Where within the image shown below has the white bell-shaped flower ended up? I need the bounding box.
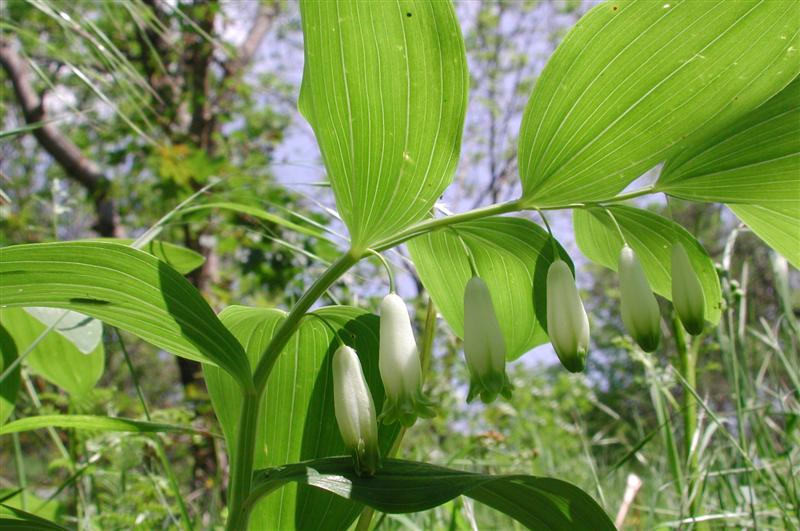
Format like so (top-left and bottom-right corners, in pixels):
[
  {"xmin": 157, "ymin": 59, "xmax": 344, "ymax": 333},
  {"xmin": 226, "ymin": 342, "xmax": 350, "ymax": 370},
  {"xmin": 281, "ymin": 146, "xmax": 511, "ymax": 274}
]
[
  {"xmin": 619, "ymin": 245, "xmax": 661, "ymax": 352},
  {"xmin": 463, "ymin": 276, "xmax": 512, "ymax": 403},
  {"xmin": 378, "ymin": 293, "xmax": 435, "ymax": 427},
  {"xmin": 332, "ymin": 345, "xmax": 380, "ymax": 476},
  {"xmin": 671, "ymin": 242, "xmax": 705, "ymax": 335},
  {"xmin": 546, "ymin": 259, "xmax": 590, "ymax": 372}
]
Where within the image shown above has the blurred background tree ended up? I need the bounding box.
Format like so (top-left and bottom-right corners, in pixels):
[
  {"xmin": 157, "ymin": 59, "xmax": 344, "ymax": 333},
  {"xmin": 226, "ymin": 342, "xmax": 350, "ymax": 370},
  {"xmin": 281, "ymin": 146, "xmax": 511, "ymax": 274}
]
[{"xmin": 1, "ymin": 0, "xmax": 797, "ymax": 529}]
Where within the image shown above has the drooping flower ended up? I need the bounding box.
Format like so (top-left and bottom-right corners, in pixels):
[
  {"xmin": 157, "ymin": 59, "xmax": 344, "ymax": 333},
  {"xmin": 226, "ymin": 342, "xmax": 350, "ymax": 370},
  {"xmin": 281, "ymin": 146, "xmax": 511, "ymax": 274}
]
[
  {"xmin": 618, "ymin": 245, "xmax": 661, "ymax": 352},
  {"xmin": 463, "ymin": 276, "xmax": 512, "ymax": 403},
  {"xmin": 546, "ymin": 259, "xmax": 590, "ymax": 372},
  {"xmin": 378, "ymin": 293, "xmax": 435, "ymax": 427},
  {"xmin": 332, "ymin": 345, "xmax": 380, "ymax": 476},
  {"xmin": 670, "ymin": 242, "xmax": 706, "ymax": 335}
]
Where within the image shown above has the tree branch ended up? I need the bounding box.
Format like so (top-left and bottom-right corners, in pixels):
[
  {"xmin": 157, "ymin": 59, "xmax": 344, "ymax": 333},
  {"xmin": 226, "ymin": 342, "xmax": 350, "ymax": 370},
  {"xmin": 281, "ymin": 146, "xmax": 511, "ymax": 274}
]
[
  {"xmin": 0, "ymin": 39, "xmax": 118, "ymax": 237},
  {"xmin": 233, "ymin": 0, "xmax": 280, "ymax": 73}
]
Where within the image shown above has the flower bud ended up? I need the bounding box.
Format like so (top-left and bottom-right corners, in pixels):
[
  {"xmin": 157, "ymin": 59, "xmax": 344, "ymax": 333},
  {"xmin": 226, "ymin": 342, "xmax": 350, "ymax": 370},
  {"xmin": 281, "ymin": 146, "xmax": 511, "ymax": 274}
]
[
  {"xmin": 463, "ymin": 276, "xmax": 512, "ymax": 403},
  {"xmin": 670, "ymin": 242, "xmax": 705, "ymax": 335},
  {"xmin": 546, "ymin": 260, "xmax": 590, "ymax": 372},
  {"xmin": 618, "ymin": 245, "xmax": 661, "ymax": 352},
  {"xmin": 378, "ymin": 293, "xmax": 435, "ymax": 427},
  {"xmin": 332, "ymin": 345, "xmax": 380, "ymax": 476}
]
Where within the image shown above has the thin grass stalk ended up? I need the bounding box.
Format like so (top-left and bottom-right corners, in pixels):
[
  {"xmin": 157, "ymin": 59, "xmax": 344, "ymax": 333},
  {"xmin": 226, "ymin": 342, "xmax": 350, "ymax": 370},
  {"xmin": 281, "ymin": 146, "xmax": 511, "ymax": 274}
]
[{"xmin": 116, "ymin": 328, "xmax": 193, "ymax": 531}]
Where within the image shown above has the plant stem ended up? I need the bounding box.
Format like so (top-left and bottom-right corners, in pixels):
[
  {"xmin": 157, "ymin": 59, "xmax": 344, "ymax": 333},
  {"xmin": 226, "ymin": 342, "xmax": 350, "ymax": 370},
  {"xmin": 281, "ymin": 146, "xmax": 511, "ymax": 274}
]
[
  {"xmin": 226, "ymin": 392, "xmax": 260, "ymax": 531},
  {"xmin": 228, "ymin": 251, "xmax": 360, "ymax": 531},
  {"xmin": 252, "ymin": 250, "xmax": 360, "ymax": 392},
  {"xmin": 672, "ymin": 314, "xmax": 702, "ymax": 522}
]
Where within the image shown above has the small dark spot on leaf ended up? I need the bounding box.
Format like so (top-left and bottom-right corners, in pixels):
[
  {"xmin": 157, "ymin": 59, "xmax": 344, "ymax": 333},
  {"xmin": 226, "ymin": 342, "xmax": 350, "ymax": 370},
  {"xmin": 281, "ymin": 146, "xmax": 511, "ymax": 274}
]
[
  {"xmin": 69, "ymin": 298, "xmax": 111, "ymax": 305},
  {"xmin": 406, "ymin": 12, "xmax": 412, "ymax": 17},
  {"xmin": 612, "ymin": 5, "xmax": 619, "ymax": 11}
]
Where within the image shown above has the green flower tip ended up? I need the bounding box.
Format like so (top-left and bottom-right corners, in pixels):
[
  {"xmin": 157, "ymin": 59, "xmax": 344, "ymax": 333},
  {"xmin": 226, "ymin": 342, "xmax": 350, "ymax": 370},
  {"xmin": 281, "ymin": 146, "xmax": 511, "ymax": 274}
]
[
  {"xmin": 378, "ymin": 293, "xmax": 437, "ymax": 427},
  {"xmin": 332, "ymin": 345, "xmax": 381, "ymax": 477},
  {"xmin": 619, "ymin": 245, "xmax": 661, "ymax": 352},
  {"xmin": 671, "ymin": 242, "xmax": 705, "ymax": 336},
  {"xmin": 546, "ymin": 259, "xmax": 590, "ymax": 373},
  {"xmin": 463, "ymin": 276, "xmax": 512, "ymax": 404}
]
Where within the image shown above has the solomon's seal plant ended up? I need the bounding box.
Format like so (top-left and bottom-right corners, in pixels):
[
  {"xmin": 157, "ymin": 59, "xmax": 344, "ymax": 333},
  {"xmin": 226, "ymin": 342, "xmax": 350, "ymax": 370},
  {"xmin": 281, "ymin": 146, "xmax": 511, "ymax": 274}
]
[
  {"xmin": 463, "ymin": 276, "xmax": 512, "ymax": 403},
  {"xmin": 332, "ymin": 345, "xmax": 380, "ymax": 477},
  {"xmin": 378, "ymin": 293, "xmax": 435, "ymax": 427},
  {"xmin": 619, "ymin": 245, "xmax": 662, "ymax": 352},
  {"xmin": 546, "ymin": 259, "xmax": 590, "ymax": 372},
  {"xmin": 2, "ymin": 0, "xmax": 794, "ymax": 528},
  {"xmin": 671, "ymin": 241, "xmax": 706, "ymax": 335}
]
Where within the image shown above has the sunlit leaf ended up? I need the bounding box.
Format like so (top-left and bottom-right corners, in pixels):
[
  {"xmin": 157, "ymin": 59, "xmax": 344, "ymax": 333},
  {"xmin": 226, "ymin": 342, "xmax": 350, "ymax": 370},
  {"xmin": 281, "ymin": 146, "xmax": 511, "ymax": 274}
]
[
  {"xmin": 0, "ymin": 309, "xmax": 104, "ymax": 398},
  {"xmin": 250, "ymin": 457, "xmax": 614, "ymax": 531},
  {"xmin": 728, "ymin": 203, "xmax": 800, "ymax": 268},
  {"xmin": 0, "ymin": 415, "xmax": 210, "ymax": 437},
  {"xmin": 518, "ymin": 0, "xmax": 800, "ymax": 207},
  {"xmin": 0, "ymin": 241, "xmax": 252, "ymax": 389},
  {"xmin": 24, "ymin": 307, "xmax": 101, "ymax": 355},
  {"xmin": 298, "ymin": 0, "xmax": 468, "ymax": 248},
  {"xmin": 0, "ymin": 503, "xmax": 67, "ymax": 531},
  {"xmin": 204, "ymin": 305, "xmax": 401, "ymax": 530},
  {"xmin": 92, "ymin": 238, "xmax": 206, "ymax": 275},
  {"xmin": 408, "ymin": 216, "xmax": 570, "ymax": 360},
  {"xmin": 573, "ymin": 205, "xmax": 722, "ymax": 325},
  {"xmin": 657, "ymin": 78, "xmax": 799, "ymax": 207},
  {"xmin": 656, "ymin": 78, "xmax": 800, "ymax": 267}
]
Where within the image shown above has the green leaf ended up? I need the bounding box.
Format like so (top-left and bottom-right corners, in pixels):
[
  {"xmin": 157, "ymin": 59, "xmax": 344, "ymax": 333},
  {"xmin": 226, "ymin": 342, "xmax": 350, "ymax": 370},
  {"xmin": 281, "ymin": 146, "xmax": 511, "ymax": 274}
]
[
  {"xmin": 93, "ymin": 238, "xmax": 206, "ymax": 275},
  {"xmin": 518, "ymin": 0, "xmax": 800, "ymax": 207},
  {"xmin": 408, "ymin": 217, "xmax": 570, "ymax": 360},
  {"xmin": 24, "ymin": 307, "xmax": 101, "ymax": 354},
  {"xmin": 657, "ymin": 78, "xmax": 799, "ymax": 207},
  {"xmin": 298, "ymin": 0, "xmax": 468, "ymax": 249},
  {"xmin": 204, "ymin": 305, "xmax": 401, "ymax": 530},
  {"xmin": 0, "ymin": 489, "xmax": 63, "ymax": 527},
  {"xmin": 0, "ymin": 309, "xmax": 104, "ymax": 398},
  {"xmin": 0, "ymin": 504, "xmax": 67, "ymax": 531},
  {"xmin": 0, "ymin": 325, "xmax": 20, "ymax": 425},
  {"xmin": 573, "ymin": 205, "xmax": 722, "ymax": 324},
  {"xmin": 0, "ymin": 241, "xmax": 252, "ymax": 390},
  {"xmin": 728, "ymin": 203, "xmax": 800, "ymax": 268},
  {"xmin": 0, "ymin": 414, "xmax": 210, "ymax": 437},
  {"xmin": 250, "ymin": 457, "xmax": 614, "ymax": 531},
  {"xmin": 654, "ymin": 78, "xmax": 800, "ymax": 267}
]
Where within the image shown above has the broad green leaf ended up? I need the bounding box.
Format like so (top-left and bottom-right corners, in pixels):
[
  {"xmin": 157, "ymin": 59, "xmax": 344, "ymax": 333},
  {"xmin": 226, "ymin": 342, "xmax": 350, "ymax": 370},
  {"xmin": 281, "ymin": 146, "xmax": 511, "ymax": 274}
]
[
  {"xmin": 407, "ymin": 217, "xmax": 570, "ymax": 360},
  {"xmin": 0, "ymin": 325, "xmax": 20, "ymax": 425},
  {"xmin": 728, "ymin": 203, "xmax": 800, "ymax": 268},
  {"xmin": 0, "ymin": 504, "xmax": 67, "ymax": 531},
  {"xmin": 657, "ymin": 78, "xmax": 799, "ymax": 206},
  {"xmin": 24, "ymin": 307, "xmax": 101, "ymax": 354},
  {"xmin": 94, "ymin": 238, "xmax": 206, "ymax": 275},
  {"xmin": 0, "ymin": 309, "xmax": 104, "ymax": 397},
  {"xmin": 204, "ymin": 305, "xmax": 401, "ymax": 531},
  {"xmin": 0, "ymin": 414, "xmax": 210, "ymax": 436},
  {"xmin": 0, "ymin": 241, "xmax": 252, "ymax": 389},
  {"xmin": 298, "ymin": 0, "xmax": 468, "ymax": 249},
  {"xmin": 655, "ymin": 79, "xmax": 800, "ymax": 267},
  {"xmin": 250, "ymin": 457, "xmax": 614, "ymax": 531},
  {"xmin": 0, "ymin": 489, "xmax": 63, "ymax": 526},
  {"xmin": 518, "ymin": 0, "xmax": 800, "ymax": 207},
  {"xmin": 573, "ymin": 205, "xmax": 722, "ymax": 324}
]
